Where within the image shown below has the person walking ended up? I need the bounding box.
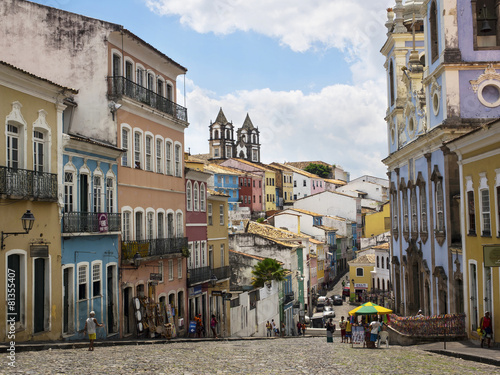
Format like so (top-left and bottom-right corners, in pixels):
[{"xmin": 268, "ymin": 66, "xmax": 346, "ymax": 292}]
[
  {"xmin": 345, "ymin": 317, "xmax": 352, "ymax": 344},
  {"xmin": 83, "ymin": 311, "xmax": 103, "ymax": 351},
  {"xmin": 339, "ymin": 316, "xmax": 347, "ymax": 343},
  {"xmin": 281, "ymin": 322, "xmax": 286, "ymax": 337},
  {"xmin": 272, "ymin": 319, "xmax": 278, "ymax": 336},
  {"xmin": 325, "ymin": 318, "xmax": 336, "ymax": 343},
  {"xmin": 266, "ymin": 321, "xmax": 273, "ymax": 337},
  {"xmin": 480, "ymin": 311, "xmax": 493, "ymax": 348},
  {"xmin": 210, "ymin": 314, "xmax": 218, "ymax": 339},
  {"xmin": 297, "ymin": 321, "xmax": 302, "ymax": 336},
  {"xmin": 302, "ymin": 322, "xmax": 306, "ymax": 336},
  {"xmin": 369, "ymin": 318, "xmax": 381, "ymax": 349}
]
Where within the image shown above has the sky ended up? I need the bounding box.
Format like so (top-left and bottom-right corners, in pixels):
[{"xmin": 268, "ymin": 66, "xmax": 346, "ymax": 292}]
[{"xmin": 31, "ymin": 0, "xmax": 394, "ymax": 179}]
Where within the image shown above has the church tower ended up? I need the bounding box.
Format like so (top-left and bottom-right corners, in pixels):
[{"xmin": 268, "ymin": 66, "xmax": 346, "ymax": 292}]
[
  {"xmin": 209, "ymin": 108, "xmax": 235, "ymax": 160},
  {"xmin": 236, "ymin": 113, "xmax": 260, "ymax": 162}
]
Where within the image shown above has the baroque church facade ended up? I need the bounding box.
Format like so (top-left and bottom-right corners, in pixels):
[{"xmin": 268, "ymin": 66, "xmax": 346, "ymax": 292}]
[{"xmin": 209, "ymin": 108, "xmax": 260, "ymax": 162}]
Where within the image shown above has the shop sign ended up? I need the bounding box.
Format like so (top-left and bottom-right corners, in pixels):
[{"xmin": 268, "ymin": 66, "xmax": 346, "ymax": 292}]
[
  {"xmin": 30, "ymin": 245, "xmax": 48, "ymax": 257},
  {"xmin": 354, "ymin": 283, "xmax": 368, "ymax": 289},
  {"xmin": 212, "ymin": 291, "xmax": 222, "ymax": 296},
  {"xmin": 484, "ymin": 245, "xmax": 500, "ymax": 267},
  {"xmin": 189, "ymin": 285, "xmax": 202, "ymax": 297},
  {"xmin": 150, "ymin": 273, "xmax": 162, "ymax": 281}
]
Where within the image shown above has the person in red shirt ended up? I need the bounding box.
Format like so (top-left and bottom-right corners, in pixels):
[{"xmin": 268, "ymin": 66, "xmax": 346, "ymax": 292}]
[{"xmin": 480, "ymin": 311, "xmax": 492, "ymax": 348}]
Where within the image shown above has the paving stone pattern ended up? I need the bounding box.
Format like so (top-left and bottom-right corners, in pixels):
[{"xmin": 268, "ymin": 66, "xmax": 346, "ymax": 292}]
[{"xmin": 2, "ymin": 337, "xmax": 498, "ymax": 375}]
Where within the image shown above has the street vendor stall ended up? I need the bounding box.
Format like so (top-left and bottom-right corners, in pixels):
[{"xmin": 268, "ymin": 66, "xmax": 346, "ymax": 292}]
[{"xmin": 348, "ymin": 302, "xmax": 392, "ymax": 348}]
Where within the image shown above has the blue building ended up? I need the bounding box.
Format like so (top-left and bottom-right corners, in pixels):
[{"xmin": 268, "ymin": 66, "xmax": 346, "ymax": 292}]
[
  {"xmin": 205, "ymin": 164, "xmax": 241, "ymax": 211},
  {"xmin": 61, "ymin": 134, "xmax": 122, "ymax": 339}
]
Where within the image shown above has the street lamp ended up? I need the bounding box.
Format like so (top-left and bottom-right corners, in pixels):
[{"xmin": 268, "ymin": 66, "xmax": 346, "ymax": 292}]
[
  {"xmin": 1, "ymin": 210, "xmax": 35, "ymax": 250},
  {"xmin": 210, "ymin": 274, "xmax": 218, "ymax": 287}
]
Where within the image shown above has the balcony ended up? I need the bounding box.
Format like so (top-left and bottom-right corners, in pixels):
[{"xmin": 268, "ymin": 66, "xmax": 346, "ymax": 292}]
[
  {"xmin": 107, "ymin": 76, "xmax": 187, "ymax": 122},
  {"xmin": 212, "ymin": 265, "xmax": 230, "ymax": 281},
  {"xmin": 0, "ymin": 166, "xmax": 57, "ymax": 201},
  {"xmin": 121, "ymin": 237, "xmax": 188, "ymax": 261},
  {"xmin": 328, "ymin": 244, "xmax": 337, "ymax": 252},
  {"xmin": 62, "ymin": 212, "xmax": 121, "ymax": 233},
  {"xmin": 188, "ymin": 266, "xmax": 212, "ymax": 286},
  {"xmin": 284, "ymin": 291, "xmax": 294, "ymax": 305}
]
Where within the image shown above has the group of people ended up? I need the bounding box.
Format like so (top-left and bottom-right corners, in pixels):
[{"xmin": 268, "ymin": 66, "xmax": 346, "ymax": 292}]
[{"xmin": 194, "ymin": 313, "xmax": 219, "ymax": 339}]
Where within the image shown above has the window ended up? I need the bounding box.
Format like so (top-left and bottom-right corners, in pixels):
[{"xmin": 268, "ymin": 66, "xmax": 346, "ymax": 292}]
[
  {"xmin": 145, "ymin": 135, "xmax": 152, "ymax": 171},
  {"xmin": 201, "ymin": 241, "xmax": 206, "ymax": 266},
  {"xmin": 420, "ymin": 185, "xmax": 428, "ymax": 234},
  {"xmin": 166, "ymin": 141, "xmax": 172, "ymax": 175},
  {"xmin": 168, "ymin": 259, "xmax": 174, "ymax": 281},
  {"xmin": 92, "ymin": 263, "xmax": 101, "ymax": 297},
  {"xmin": 410, "ymin": 190, "xmax": 418, "ymax": 235},
  {"xmin": 356, "ymin": 268, "xmax": 364, "ymax": 277},
  {"xmin": 219, "ymin": 204, "xmax": 224, "ymax": 225},
  {"xmin": 125, "ymin": 60, "xmax": 133, "ymax": 81},
  {"xmin": 156, "ymin": 139, "xmax": 163, "ymax": 173},
  {"xmin": 430, "ymin": 1, "xmax": 439, "ymax": 62},
  {"xmin": 220, "ymin": 243, "xmax": 225, "ymax": 266},
  {"xmin": 147, "ymin": 73, "xmax": 154, "ymax": 92},
  {"xmin": 134, "ymin": 132, "xmax": 142, "ymax": 169},
  {"xmin": 106, "ymin": 177, "xmax": 114, "ymax": 213},
  {"xmin": 7, "ymin": 253, "xmax": 25, "ymax": 324},
  {"xmin": 194, "ymin": 242, "xmax": 200, "ymax": 267},
  {"xmin": 303, "ymin": 180, "xmax": 306, "ymax": 187},
  {"xmin": 208, "ymin": 204, "xmax": 213, "ymax": 225},
  {"xmin": 112, "ymin": 54, "xmax": 121, "ymax": 76},
  {"xmin": 194, "ymin": 183, "xmax": 199, "ymax": 211},
  {"xmin": 467, "ymin": 190, "xmax": 476, "ymax": 234},
  {"xmin": 157, "ymin": 79, "xmax": 164, "ymax": 96},
  {"xmin": 226, "ymin": 145, "xmax": 232, "ymax": 158},
  {"xmin": 33, "ymin": 130, "xmax": 46, "ymax": 172},
  {"xmin": 157, "ymin": 212, "xmax": 164, "ymax": 239},
  {"xmin": 64, "ymin": 171, "xmax": 75, "ymax": 213},
  {"xmin": 121, "ymin": 128, "xmax": 130, "ymax": 167},
  {"xmin": 389, "ymin": 60, "xmax": 395, "ymax": 106},
  {"xmin": 436, "ymin": 180, "xmax": 444, "ymax": 232},
  {"xmin": 147, "ymin": 212, "xmax": 154, "ymax": 240},
  {"xmin": 167, "ymin": 213, "xmax": 174, "ymax": 238},
  {"xmin": 175, "ymin": 144, "xmax": 181, "ymax": 177},
  {"xmin": 78, "ymin": 265, "xmax": 88, "ymax": 300},
  {"xmin": 176, "ymin": 212, "xmax": 183, "ymax": 236},
  {"xmin": 200, "ymin": 184, "xmax": 206, "ymax": 211},
  {"xmin": 136, "ymin": 67, "xmax": 144, "ymax": 86},
  {"xmin": 7, "ymin": 124, "xmax": 19, "ymax": 169},
  {"xmin": 93, "ymin": 175, "xmax": 102, "ymax": 213},
  {"xmin": 481, "ymin": 189, "xmax": 491, "ymax": 236},
  {"xmin": 186, "ymin": 181, "xmax": 192, "ymax": 211},
  {"xmin": 402, "ymin": 190, "xmax": 409, "ymax": 235},
  {"xmin": 166, "ymin": 84, "xmax": 173, "ymax": 101},
  {"xmin": 294, "ymin": 180, "xmax": 297, "ymax": 187},
  {"xmin": 391, "ymin": 189, "xmax": 399, "ymax": 234},
  {"xmin": 474, "ymin": 0, "xmax": 499, "ymax": 48},
  {"xmin": 178, "ymin": 259, "xmax": 182, "ymax": 278},
  {"xmin": 135, "ymin": 211, "xmax": 143, "ymax": 240},
  {"xmin": 123, "ymin": 211, "xmax": 131, "ymax": 241},
  {"xmin": 214, "ymin": 147, "xmax": 220, "ymax": 158}
]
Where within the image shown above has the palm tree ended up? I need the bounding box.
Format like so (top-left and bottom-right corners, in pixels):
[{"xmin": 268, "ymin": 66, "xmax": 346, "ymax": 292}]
[{"xmin": 251, "ymin": 258, "xmax": 286, "ymax": 288}]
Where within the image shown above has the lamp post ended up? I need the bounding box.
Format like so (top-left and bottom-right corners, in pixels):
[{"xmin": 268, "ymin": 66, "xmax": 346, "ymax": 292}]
[{"xmin": 1, "ymin": 210, "xmax": 35, "ymax": 250}]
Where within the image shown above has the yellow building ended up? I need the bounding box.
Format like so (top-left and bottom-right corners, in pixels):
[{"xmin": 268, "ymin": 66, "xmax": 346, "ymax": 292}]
[
  {"xmin": 448, "ymin": 121, "xmax": 500, "ymax": 344},
  {"xmin": 207, "ymin": 190, "xmax": 231, "ymax": 337},
  {"xmin": 348, "ymin": 254, "xmax": 375, "ymax": 302},
  {"xmin": 364, "ymin": 202, "xmax": 391, "ymax": 238},
  {"xmin": 0, "ymin": 62, "xmax": 77, "ymax": 341}
]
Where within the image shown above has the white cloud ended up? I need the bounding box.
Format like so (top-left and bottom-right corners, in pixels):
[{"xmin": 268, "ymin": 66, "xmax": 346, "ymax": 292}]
[{"xmin": 182, "ymin": 78, "xmax": 388, "ymax": 179}]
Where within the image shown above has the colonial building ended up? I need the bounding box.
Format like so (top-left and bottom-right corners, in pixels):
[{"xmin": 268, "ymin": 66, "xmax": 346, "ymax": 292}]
[
  {"xmin": 381, "ymin": 0, "xmax": 500, "ymax": 317},
  {"xmin": 0, "ymin": 61, "xmax": 76, "ymax": 342}
]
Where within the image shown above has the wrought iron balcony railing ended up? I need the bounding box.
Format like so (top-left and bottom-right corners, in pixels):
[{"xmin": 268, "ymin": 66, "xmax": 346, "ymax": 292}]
[
  {"xmin": 121, "ymin": 237, "xmax": 188, "ymax": 261},
  {"xmin": 212, "ymin": 265, "xmax": 230, "ymax": 281},
  {"xmin": 107, "ymin": 76, "xmax": 187, "ymax": 122},
  {"xmin": 0, "ymin": 166, "xmax": 57, "ymax": 200},
  {"xmin": 328, "ymin": 244, "xmax": 338, "ymax": 251},
  {"xmin": 284, "ymin": 291, "xmax": 294, "ymax": 305},
  {"xmin": 187, "ymin": 266, "xmax": 212, "ymax": 286},
  {"xmin": 62, "ymin": 212, "xmax": 121, "ymax": 233}
]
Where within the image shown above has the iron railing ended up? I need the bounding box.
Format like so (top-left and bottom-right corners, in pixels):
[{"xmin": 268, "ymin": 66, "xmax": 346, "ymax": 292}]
[
  {"xmin": 62, "ymin": 212, "xmax": 121, "ymax": 233},
  {"xmin": 121, "ymin": 237, "xmax": 188, "ymax": 261},
  {"xmin": 284, "ymin": 292, "xmax": 294, "ymax": 305},
  {"xmin": 0, "ymin": 166, "xmax": 57, "ymax": 200},
  {"xmin": 212, "ymin": 265, "xmax": 230, "ymax": 281},
  {"xmin": 187, "ymin": 266, "xmax": 212, "ymax": 285},
  {"xmin": 107, "ymin": 76, "xmax": 187, "ymax": 122}
]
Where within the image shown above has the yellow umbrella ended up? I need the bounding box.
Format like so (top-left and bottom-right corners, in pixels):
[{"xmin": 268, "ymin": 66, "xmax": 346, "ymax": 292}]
[{"xmin": 348, "ymin": 302, "xmax": 393, "ymax": 316}]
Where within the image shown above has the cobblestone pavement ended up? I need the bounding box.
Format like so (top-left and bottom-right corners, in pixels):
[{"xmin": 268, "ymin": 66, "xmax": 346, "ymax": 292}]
[{"xmin": 2, "ymin": 337, "xmax": 498, "ymax": 375}]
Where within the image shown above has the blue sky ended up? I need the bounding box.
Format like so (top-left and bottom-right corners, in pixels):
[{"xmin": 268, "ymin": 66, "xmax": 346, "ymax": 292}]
[{"xmin": 31, "ymin": 0, "xmax": 394, "ymax": 179}]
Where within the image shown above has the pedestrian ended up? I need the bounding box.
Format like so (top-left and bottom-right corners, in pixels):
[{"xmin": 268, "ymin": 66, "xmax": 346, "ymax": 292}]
[
  {"xmin": 281, "ymin": 321, "xmax": 286, "ymax": 337},
  {"xmin": 480, "ymin": 311, "xmax": 493, "ymax": 348},
  {"xmin": 345, "ymin": 317, "xmax": 352, "ymax": 344},
  {"xmin": 339, "ymin": 316, "xmax": 347, "ymax": 343},
  {"xmin": 302, "ymin": 322, "xmax": 306, "ymax": 336},
  {"xmin": 342, "ymin": 280, "xmax": 346, "ymax": 288},
  {"xmin": 325, "ymin": 318, "xmax": 336, "ymax": 343},
  {"xmin": 210, "ymin": 314, "xmax": 218, "ymax": 339},
  {"xmin": 83, "ymin": 311, "xmax": 103, "ymax": 351},
  {"xmin": 369, "ymin": 318, "xmax": 381, "ymax": 349},
  {"xmin": 272, "ymin": 319, "xmax": 278, "ymax": 336},
  {"xmin": 415, "ymin": 309, "xmax": 424, "ymax": 318},
  {"xmin": 266, "ymin": 320, "xmax": 272, "ymax": 337},
  {"xmin": 297, "ymin": 321, "xmax": 302, "ymax": 336},
  {"xmin": 195, "ymin": 313, "xmax": 202, "ymax": 338}
]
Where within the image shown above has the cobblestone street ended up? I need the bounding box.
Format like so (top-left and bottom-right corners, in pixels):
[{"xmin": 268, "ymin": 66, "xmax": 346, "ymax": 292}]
[{"xmin": 2, "ymin": 337, "xmax": 498, "ymax": 375}]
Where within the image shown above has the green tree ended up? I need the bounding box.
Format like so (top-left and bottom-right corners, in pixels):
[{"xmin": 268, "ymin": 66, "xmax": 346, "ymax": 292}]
[
  {"xmin": 251, "ymin": 258, "xmax": 286, "ymax": 288},
  {"xmin": 304, "ymin": 163, "xmax": 332, "ymax": 178}
]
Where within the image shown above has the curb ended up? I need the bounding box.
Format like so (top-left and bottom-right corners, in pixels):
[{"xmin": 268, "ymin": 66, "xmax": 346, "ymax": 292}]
[{"xmin": 425, "ymin": 349, "xmax": 500, "ymax": 367}]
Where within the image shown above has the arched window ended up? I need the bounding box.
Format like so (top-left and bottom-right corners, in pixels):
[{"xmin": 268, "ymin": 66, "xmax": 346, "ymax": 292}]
[
  {"xmin": 377, "ymin": 256, "xmax": 380, "ymax": 268},
  {"xmin": 200, "ymin": 183, "xmax": 206, "ymax": 212},
  {"xmin": 389, "ymin": 60, "xmax": 395, "ymax": 106},
  {"xmin": 214, "ymin": 130, "xmax": 219, "ymax": 139},
  {"xmin": 186, "ymin": 181, "xmax": 192, "ymax": 210},
  {"xmin": 193, "ymin": 182, "xmax": 199, "ymax": 211},
  {"xmin": 176, "ymin": 212, "xmax": 183, "ymax": 236},
  {"xmin": 430, "ymin": 1, "xmax": 439, "ymax": 62},
  {"xmin": 381, "ymin": 256, "xmax": 384, "ymax": 269}
]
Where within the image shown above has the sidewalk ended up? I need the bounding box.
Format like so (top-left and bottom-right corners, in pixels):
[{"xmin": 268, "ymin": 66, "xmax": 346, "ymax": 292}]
[{"xmin": 416, "ymin": 339, "xmax": 500, "ymax": 367}]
